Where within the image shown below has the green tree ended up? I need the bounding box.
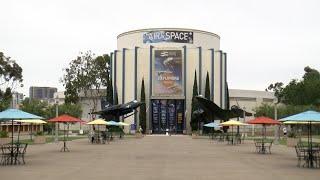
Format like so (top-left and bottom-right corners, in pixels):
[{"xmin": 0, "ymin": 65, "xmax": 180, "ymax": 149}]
[
  {"xmin": 139, "ymin": 78, "xmax": 146, "ymax": 134},
  {"xmin": 190, "ymin": 70, "xmax": 199, "ymax": 131},
  {"xmin": 254, "ymin": 103, "xmax": 319, "ymax": 120},
  {"xmin": 20, "ymin": 98, "xmax": 49, "ymax": 118},
  {"xmin": 205, "ymin": 72, "xmax": 210, "ymax": 100},
  {"xmin": 267, "ymin": 67, "xmax": 320, "ymax": 106},
  {"xmin": 61, "ymin": 51, "xmax": 109, "ymax": 112},
  {"xmin": 0, "ymin": 52, "xmax": 23, "ymax": 110}
]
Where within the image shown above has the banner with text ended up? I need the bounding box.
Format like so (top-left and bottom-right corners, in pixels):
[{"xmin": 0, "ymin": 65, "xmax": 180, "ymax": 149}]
[
  {"xmin": 153, "ymin": 49, "xmax": 183, "ymax": 96},
  {"xmin": 143, "ymin": 30, "xmax": 193, "ymax": 44}
]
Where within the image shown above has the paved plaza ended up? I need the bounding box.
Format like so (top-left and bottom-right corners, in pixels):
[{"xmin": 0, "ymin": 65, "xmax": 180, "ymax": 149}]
[{"xmin": 0, "ymin": 136, "xmax": 319, "ymax": 180}]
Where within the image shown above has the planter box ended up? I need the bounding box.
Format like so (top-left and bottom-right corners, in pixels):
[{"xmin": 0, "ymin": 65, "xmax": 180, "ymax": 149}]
[
  {"xmin": 34, "ymin": 136, "xmax": 46, "ymax": 144},
  {"xmin": 0, "ymin": 137, "xmax": 11, "ymax": 145},
  {"xmin": 287, "ymin": 138, "xmax": 298, "ymax": 147}
]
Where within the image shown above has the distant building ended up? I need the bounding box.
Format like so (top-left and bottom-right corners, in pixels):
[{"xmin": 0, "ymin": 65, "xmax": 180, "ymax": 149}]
[
  {"xmin": 229, "ymin": 89, "xmax": 276, "ymax": 115},
  {"xmin": 54, "ymin": 89, "xmax": 106, "ymax": 131},
  {"xmin": 29, "ymin": 86, "xmax": 57, "ymax": 103},
  {"xmin": 10, "ymin": 92, "xmax": 24, "ymax": 109}
]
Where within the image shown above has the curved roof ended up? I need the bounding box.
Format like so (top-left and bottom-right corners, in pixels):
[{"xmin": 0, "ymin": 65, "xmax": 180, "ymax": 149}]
[{"xmin": 117, "ymin": 28, "xmax": 220, "ymax": 39}]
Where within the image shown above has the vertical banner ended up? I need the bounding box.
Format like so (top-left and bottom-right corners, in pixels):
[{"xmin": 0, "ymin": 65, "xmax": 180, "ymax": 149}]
[
  {"xmin": 167, "ymin": 100, "xmax": 176, "ymax": 131},
  {"xmin": 153, "ymin": 49, "xmax": 183, "ymax": 97},
  {"xmin": 160, "ymin": 100, "xmax": 167, "ymax": 132},
  {"xmin": 152, "ymin": 100, "xmax": 160, "ymax": 133},
  {"xmin": 176, "ymin": 100, "xmax": 184, "ymax": 133}
]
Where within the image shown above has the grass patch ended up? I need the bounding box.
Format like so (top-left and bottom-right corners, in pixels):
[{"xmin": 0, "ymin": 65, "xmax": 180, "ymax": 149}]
[{"xmin": 14, "ymin": 135, "xmax": 87, "ymax": 145}]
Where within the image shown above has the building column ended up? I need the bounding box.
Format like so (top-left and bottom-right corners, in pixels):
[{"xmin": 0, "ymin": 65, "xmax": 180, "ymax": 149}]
[
  {"xmin": 113, "ymin": 50, "xmax": 118, "ymax": 104},
  {"xmin": 134, "ymin": 46, "xmax": 138, "ymax": 128},
  {"xmin": 223, "ymin": 52, "xmax": 227, "ymax": 109},
  {"xmin": 149, "ymin": 45, "xmax": 153, "ymax": 133},
  {"xmin": 122, "ymin": 48, "xmax": 126, "ymax": 105},
  {"xmin": 219, "ymin": 50, "xmax": 223, "ymax": 108},
  {"xmin": 210, "ymin": 49, "xmax": 215, "ymax": 101},
  {"xmin": 183, "ymin": 46, "xmax": 187, "ymax": 132},
  {"xmin": 198, "ymin": 47, "xmax": 202, "ymax": 95}
]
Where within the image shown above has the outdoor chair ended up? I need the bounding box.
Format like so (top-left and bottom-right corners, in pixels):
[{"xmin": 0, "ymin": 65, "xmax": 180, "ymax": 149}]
[
  {"xmin": 295, "ymin": 145, "xmax": 307, "ymax": 167},
  {"xmin": 1, "ymin": 145, "xmax": 11, "ymax": 165},
  {"xmin": 265, "ymin": 140, "xmax": 273, "ymax": 154},
  {"xmin": 254, "ymin": 140, "xmax": 262, "ymax": 153},
  {"xmin": 16, "ymin": 143, "xmax": 28, "ymax": 164}
]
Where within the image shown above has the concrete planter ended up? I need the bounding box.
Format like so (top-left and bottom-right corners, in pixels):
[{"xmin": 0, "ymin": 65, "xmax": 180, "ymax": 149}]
[
  {"xmin": 34, "ymin": 136, "xmax": 46, "ymax": 144},
  {"xmin": 287, "ymin": 138, "xmax": 298, "ymax": 147},
  {"xmin": 0, "ymin": 137, "xmax": 11, "ymax": 145}
]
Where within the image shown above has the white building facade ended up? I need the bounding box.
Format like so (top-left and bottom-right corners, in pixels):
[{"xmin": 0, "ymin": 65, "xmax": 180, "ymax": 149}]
[{"xmin": 111, "ymin": 28, "xmax": 228, "ymax": 134}]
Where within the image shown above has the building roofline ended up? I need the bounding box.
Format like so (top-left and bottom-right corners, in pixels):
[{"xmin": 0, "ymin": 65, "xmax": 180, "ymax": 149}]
[{"xmin": 117, "ymin": 28, "xmax": 220, "ymax": 39}]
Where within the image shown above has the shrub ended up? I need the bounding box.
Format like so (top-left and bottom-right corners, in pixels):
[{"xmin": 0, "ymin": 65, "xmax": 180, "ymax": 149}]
[
  {"xmin": 287, "ymin": 131, "xmax": 297, "ymax": 138},
  {"xmin": 35, "ymin": 131, "xmax": 44, "ymax": 136},
  {"xmin": 0, "ymin": 131, "xmax": 9, "ymax": 138}
]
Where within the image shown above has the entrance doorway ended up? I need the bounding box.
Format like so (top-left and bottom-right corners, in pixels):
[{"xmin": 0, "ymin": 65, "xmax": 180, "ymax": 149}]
[{"xmin": 151, "ymin": 99, "xmax": 184, "ymax": 134}]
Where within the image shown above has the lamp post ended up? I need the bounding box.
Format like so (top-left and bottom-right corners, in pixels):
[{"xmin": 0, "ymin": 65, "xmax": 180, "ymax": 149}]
[
  {"xmin": 274, "ymin": 98, "xmax": 279, "ymax": 144},
  {"xmin": 54, "ymin": 101, "xmax": 59, "ymax": 143}
]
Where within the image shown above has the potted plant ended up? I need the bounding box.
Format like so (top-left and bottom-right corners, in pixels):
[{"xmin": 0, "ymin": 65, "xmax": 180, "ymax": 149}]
[
  {"xmin": 0, "ymin": 131, "xmax": 10, "ymax": 145},
  {"xmin": 286, "ymin": 131, "xmax": 298, "ymax": 147},
  {"xmin": 33, "ymin": 131, "xmax": 46, "ymax": 144}
]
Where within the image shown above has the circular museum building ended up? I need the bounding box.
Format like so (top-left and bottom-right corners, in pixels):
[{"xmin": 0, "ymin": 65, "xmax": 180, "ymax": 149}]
[{"xmin": 111, "ymin": 28, "xmax": 228, "ymax": 134}]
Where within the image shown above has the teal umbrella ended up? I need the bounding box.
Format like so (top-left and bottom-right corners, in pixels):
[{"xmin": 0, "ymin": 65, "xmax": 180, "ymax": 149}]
[
  {"xmin": 0, "ymin": 109, "xmax": 44, "ymax": 144},
  {"xmin": 106, "ymin": 120, "xmax": 121, "ymax": 126},
  {"xmin": 0, "ymin": 108, "xmax": 44, "ymax": 165},
  {"xmin": 281, "ymin": 110, "xmax": 320, "ymax": 168},
  {"xmin": 203, "ymin": 122, "xmax": 221, "ymax": 128}
]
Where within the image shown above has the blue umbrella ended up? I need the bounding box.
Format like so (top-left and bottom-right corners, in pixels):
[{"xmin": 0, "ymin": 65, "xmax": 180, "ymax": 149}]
[
  {"xmin": 106, "ymin": 120, "xmax": 120, "ymax": 126},
  {"xmin": 281, "ymin": 110, "xmax": 320, "ymax": 168},
  {"xmin": 0, "ymin": 108, "xmax": 44, "ymax": 144},
  {"xmin": 203, "ymin": 122, "xmax": 221, "ymax": 128},
  {"xmin": 0, "ymin": 108, "xmax": 44, "ymax": 165}
]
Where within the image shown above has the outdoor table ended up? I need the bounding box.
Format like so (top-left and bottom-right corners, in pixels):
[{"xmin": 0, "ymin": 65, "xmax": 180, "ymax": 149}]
[
  {"xmin": 300, "ymin": 146, "xmax": 320, "ymax": 168},
  {"xmin": 254, "ymin": 139, "xmax": 273, "ymax": 154},
  {"xmin": 1, "ymin": 143, "xmax": 28, "ymax": 165}
]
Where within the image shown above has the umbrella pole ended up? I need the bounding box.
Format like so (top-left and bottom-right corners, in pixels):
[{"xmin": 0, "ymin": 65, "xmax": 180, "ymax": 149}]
[
  {"xmin": 309, "ymin": 121, "xmax": 313, "ymax": 167},
  {"xmin": 30, "ymin": 124, "xmax": 33, "ymax": 141},
  {"xmin": 11, "ymin": 119, "xmax": 14, "ymax": 164},
  {"xmin": 17, "ymin": 122, "xmax": 21, "ymax": 144}
]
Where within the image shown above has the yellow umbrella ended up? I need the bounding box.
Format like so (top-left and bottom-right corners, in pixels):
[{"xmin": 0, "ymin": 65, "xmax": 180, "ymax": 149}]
[
  {"xmin": 221, "ymin": 120, "xmax": 248, "ymax": 126},
  {"xmin": 283, "ymin": 121, "xmax": 320, "ymax": 124},
  {"xmin": 87, "ymin": 119, "xmax": 108, "ymax": 125},
  {"xmin": 14, "ymin": 119, "xmax": 47, "ymax": 141},
  {"xmin": 14, "ymin": 119, "xmax": 47, "ymax": 124},
  {"xmin": 220, "ymin": 120, "xmax": 248, "ymax": 145},
  {"xmin": 87, "ymin": 119, "xmax": 108, "ymax": 142}
]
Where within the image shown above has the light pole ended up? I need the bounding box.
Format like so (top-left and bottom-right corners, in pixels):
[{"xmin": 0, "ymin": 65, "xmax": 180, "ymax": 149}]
[
  {"xmin": 55, "ymin": 101, "xmax": 59, "ymax": 143},
  {"xmin": 274, "ymin": 99, "xmax": 280, "ymax": 144}
]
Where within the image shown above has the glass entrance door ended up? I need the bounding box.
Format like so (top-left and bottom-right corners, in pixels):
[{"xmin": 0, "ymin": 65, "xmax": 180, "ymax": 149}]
[{"xmin": 151, "ymin": 99, "xmax": 184, "ymax": 134}]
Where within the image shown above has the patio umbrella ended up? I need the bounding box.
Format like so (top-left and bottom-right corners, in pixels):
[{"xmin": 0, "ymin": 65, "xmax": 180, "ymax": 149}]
[
  {"xmin": 204, "ymin": 122, "xmax": 221, "ymax": 128},
  {"xmin": 0, "ymin": 109, "xmax": 43, "ymax": 165},
  {"xmin": 87, "ymin": 119, "xmax": 108, "ymax": 141},
  {"xmin": 221, "ymin": 120, "xmax": 248, "ymax": 145},
  {"xmin": 0, "ymin": 109, "xmax": 44, "ymax": 145},
  {"xmin": 246, "ymin": 116, "xmax": 280, "ymax": 140},
  {"xmin": 47, "ymin": 114, "xmax": 84, "ymax": 152},
  {"xmin": 106, "ymin": 120, "xmax": 121, "ymax": 126},
  {"xmin": 280, "ymin": 110, "xmax": 320, "ymax": 168},
  {"xmin": 118, "ymin": 122, "xmax": 130, "ymax": 126},
  {"xmin": 14, "ymin": 119, "xmax": 47, "ymax": 141}
]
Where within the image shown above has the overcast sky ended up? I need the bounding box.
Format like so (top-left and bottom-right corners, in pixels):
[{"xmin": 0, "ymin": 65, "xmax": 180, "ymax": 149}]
[{"xmin": 1, "ymin": 0, "xmax": 320, "ymax": 96}]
